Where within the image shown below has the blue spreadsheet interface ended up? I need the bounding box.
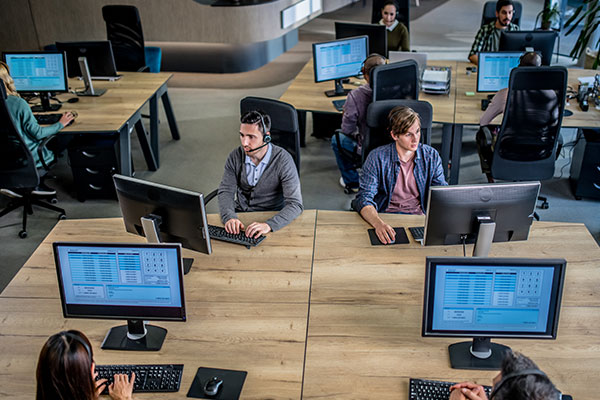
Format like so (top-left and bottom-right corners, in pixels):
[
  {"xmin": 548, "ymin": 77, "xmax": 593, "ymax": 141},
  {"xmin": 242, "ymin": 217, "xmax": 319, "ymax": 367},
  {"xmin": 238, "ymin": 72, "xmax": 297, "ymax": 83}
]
[
  {"xmin": 477, "ymin": 52, "xmax": 523, "ymax": 92},
  {"xmin": 314, "ymin": 37, "xmax": 367, "ymax": 82},
  {"xmin": 55, "ymin": 245, "xmax": 183, "ymax": 308},
  {"xmin": 431, "ymin": 264, "xmax": 555, "ymax": 333},
  {"xmin": 3, "ymin": 53, "xmax": 67, "ymax": 92}
]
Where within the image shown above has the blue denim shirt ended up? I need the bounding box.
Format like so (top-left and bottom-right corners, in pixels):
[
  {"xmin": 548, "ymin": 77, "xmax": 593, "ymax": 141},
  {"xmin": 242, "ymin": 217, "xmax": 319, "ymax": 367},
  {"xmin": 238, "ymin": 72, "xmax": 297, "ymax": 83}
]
[{"xmin": 354, "ymin": 143, "xmax": 448, "ymax": 213}]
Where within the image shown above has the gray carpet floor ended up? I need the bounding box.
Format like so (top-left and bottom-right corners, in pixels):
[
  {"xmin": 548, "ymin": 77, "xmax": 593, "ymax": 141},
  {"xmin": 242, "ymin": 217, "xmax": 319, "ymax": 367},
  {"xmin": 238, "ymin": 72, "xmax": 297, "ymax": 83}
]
[{"xmin": 1, "ymin": 0, "xmax": 598, "ymax": 293}]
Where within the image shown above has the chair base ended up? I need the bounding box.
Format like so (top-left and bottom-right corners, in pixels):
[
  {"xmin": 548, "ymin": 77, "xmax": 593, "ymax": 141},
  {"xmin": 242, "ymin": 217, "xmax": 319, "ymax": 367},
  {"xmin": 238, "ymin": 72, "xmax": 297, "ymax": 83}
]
[{"xmin": 0, "ymin": 192, "xmax": 66, "ymax": 238}]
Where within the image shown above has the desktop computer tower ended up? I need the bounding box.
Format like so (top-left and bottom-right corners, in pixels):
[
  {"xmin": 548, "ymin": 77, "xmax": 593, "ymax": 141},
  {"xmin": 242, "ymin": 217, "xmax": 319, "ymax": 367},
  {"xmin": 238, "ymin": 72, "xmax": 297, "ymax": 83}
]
[{"xmin": 570, "ymin": 129, "xmax": 600, "ymax": 200}]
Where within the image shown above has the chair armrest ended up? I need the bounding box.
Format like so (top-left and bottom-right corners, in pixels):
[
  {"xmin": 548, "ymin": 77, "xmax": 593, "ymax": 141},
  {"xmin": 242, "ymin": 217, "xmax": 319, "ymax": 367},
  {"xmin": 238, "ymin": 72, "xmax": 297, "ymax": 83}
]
[
  {"xmin": 204, "ymin": 189, "xmax": 218, "ymax": 205},
  {"xmin": 37, "ymin": 134, "xmax": 58, "ymax": 171}
]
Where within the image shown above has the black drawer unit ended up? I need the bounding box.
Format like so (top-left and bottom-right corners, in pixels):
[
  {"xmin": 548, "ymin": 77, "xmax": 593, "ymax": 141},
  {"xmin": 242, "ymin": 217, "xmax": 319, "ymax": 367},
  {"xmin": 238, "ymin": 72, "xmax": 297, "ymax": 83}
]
[
  {"xmin": 570, "ymin": 129, "xmax": 600, "ymax": 200},
  {"xmin": 68, "ymin": 136, "xmax": 119, "ymax": 201}
]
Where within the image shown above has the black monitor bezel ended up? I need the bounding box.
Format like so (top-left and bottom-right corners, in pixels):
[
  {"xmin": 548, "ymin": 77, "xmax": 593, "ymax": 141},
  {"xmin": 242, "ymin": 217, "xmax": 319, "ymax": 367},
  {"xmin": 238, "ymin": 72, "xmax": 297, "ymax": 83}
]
[
  {"xmin": 476, "ymin": 51, "xmax": 524, "ymax": 93},
  {"xmin": 499, "ymin": 30, "xmax": 558, "ymax": 66},
  {"xmin": 422, "ymin": 256, "xmax": 566, "ymax": 339},
  {"xmin": 335, "ymin": 21, "xmax": 388, "ymax": 58},
  {"xmin": 2, "ymin": 51, "xmax": 69, "ymax": 94},
  {"xmin": 312, "ymin": 35, "xmax": 369, "ymax": 83},
  {"xmin": 53, "ymin": 242, "xmax": 187, "ymax": 322},
  {"xmin": 55, "ymin": 40, "xmax": 118, "ymax": 78}
]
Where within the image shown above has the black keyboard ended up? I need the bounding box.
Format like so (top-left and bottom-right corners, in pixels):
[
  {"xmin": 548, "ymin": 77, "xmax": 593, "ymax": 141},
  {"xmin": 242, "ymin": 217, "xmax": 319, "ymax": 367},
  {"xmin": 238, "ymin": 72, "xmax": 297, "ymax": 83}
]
[
  {"xmin": 208, "ymin": 224, "xmax": 265, "ymax": 248},
  {"xmin": 95, "ymin": 364, "xmax": 183, "ymax": 394},
  {"xmin": 332, "ymin": 99, "xmax": 346, "ymax": 111},
  {"xmin": 409, "ymin": 378, "xmax": 492, "ymax": 400},
  {"xmin": 409, "ymin": 226, "xmax": 425, "ymax": 241},
  {"xmin": 34, "ymin": 113, "xmax": 62, "ymax": 124}
]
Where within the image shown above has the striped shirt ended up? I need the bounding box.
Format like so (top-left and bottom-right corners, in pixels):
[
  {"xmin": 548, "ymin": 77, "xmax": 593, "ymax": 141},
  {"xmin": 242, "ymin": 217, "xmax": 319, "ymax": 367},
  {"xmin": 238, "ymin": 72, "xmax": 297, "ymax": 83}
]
[{"xmin": 469, "ymin": 21, "xmax": 519, "ymax": 58}]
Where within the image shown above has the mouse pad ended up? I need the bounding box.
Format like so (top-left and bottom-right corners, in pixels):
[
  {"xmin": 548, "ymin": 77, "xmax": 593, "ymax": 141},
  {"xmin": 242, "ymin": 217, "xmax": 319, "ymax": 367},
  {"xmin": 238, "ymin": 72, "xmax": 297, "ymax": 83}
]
[
  {"xmin": 187, "ymin": 367, "xmax": 247, "ymax": 399},
  {"xmin": 368, "ymin": 227, "xmax": 409, "ymax": 245}
]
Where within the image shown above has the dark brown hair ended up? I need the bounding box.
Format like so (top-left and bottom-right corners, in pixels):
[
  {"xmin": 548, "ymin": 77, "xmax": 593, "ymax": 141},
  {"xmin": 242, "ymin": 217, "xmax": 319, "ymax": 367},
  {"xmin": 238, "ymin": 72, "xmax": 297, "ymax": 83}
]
[
  {"xmin": 388, "ymin": 106, "xmax": 421, "ymax": 138},
  {"xmin": 36, "ymin": 330, "xmax": 97, "ymax": 400}
]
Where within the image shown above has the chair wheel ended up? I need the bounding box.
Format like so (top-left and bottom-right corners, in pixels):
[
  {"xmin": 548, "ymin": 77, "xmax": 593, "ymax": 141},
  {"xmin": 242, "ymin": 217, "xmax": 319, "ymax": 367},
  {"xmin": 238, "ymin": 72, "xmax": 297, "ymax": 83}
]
[
  {"xmin": 541, "ymin": 202, "xmax": 549, "ymax": 209},
  {"xmin": 19, "ymin": 230, "xmax": 27, "ymax": 238},
  {"xmin": 58, "ymin": 214, "xmax": 67, "ymax": 220},
  {"xmin": 50, "ymin": 197, "xmax": 58, "ymax": 204}
]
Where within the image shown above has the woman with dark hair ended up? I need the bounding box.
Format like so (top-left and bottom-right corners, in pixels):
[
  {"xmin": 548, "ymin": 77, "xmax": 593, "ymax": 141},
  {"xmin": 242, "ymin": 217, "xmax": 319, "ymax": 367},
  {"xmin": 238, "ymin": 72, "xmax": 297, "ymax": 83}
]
[
  {"xmin": 379, "ymin": 0, "xmax": 410, "ymax": 51},
  {"xmin": 36, "ymin": 330, "xmax": 135, "ymax": 400}
]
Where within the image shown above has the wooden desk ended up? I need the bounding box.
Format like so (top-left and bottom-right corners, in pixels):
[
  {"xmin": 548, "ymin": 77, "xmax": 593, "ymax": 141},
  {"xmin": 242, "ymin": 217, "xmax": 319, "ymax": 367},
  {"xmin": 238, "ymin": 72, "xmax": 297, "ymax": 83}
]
[
  {"xmin": 54, "ymin": 72, "xmax": 180, "ymax": 176},
  {"xmin": 0, "ymin": 211, "xmax": 316, "ymax": 400},
  {"xmin": 2, "ymin": 210, "xmax": 600, "ymax": 399}
]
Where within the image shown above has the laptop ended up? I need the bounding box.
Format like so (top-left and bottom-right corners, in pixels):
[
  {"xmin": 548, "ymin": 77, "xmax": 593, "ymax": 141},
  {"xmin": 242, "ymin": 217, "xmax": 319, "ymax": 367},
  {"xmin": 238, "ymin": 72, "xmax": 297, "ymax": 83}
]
[
  {"xmin": 56, "ymin": 41, "xmax": 122, "ymax": 81},
  {"xmin": 388, "ymin": 51, "xmax": 428, "ymax": 73}
]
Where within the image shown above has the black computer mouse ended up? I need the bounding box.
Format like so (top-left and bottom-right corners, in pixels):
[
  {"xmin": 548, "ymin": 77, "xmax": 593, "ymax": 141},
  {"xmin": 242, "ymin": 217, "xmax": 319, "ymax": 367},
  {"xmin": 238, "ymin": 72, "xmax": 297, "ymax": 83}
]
[
  {"xmin": 203, "ymin": 376, "xmax": 223, "ymax": 397},
  {"xmin": 67, "ymin": 97, "xmax": 79, "ymax": 103}
]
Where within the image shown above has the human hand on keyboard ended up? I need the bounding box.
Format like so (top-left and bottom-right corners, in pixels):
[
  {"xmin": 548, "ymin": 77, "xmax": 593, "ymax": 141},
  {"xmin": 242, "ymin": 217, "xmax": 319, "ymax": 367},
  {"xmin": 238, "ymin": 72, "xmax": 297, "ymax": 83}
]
[
  {"xmin": 108, "ymin": 372, "xmax": 136, "ymax": 400},
  {"xmin": 449, "ymin": 381, "xmax": 489, "ymax": 400},
  {"xmin": 245, "ymin": 222, "xmax": 271, "ymax": 238},
  {"xmin": 225, "ymin": 218, "xmax": 245, "ymax": 234}
]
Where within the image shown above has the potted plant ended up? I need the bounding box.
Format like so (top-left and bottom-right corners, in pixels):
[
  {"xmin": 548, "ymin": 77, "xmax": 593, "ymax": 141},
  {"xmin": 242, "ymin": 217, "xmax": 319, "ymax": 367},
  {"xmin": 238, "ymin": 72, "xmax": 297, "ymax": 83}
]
[
  {"xmin": 565, "ymin": 0, "xmax": 600, "ymax": 69},
  {"xmin": 539, "ymin": 3, "xmax": 560, "ymax": 30}
]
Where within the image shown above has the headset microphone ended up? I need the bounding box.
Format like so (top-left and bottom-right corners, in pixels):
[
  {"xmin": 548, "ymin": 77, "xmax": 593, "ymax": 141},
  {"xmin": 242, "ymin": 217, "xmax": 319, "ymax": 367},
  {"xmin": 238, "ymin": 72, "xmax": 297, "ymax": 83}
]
[
  {"xmin": 245, "ymin": 112, "xmax": 271, "ymax": 153},
  {"xmin": 246, "ymin": 142, "xmax": 269, "ymax": 153}
]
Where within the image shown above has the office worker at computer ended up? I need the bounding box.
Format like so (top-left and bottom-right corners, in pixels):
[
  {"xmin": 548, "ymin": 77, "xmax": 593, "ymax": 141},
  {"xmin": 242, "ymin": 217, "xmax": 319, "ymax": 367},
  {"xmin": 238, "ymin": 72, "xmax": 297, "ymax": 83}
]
[
  {"xmin": 36, "ymin": 330, "xmax": 135, "ymax": 400},
  {"xmin": 0, "ymin": 62, "xmax": 74, "ymax": 172},
  {"xmin": 379, "ymin": 0, "xmax": 410, "ymax": 52},
  {"xmin": 468, "ymin": 0, "xmax": 520, "ymax": 65},
  {"xmin": 353, "ymin": 106, "xmax": 447, "ymax": 244},
  {"xmin": 331, "ymin": 53, "xmax": 386, "ymax": 193},
  {"xmin": 218, "ymin": 110, "xmax": 303, "ymax": 237},
  {"xmin": 449, "ymin": 351, "xmax": 558, "ymax": 400}
]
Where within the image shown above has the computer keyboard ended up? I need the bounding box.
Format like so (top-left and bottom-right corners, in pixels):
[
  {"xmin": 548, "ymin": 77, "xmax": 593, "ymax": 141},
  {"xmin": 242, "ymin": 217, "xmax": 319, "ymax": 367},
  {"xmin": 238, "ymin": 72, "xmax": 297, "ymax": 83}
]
[
  {"xmin": 208, "ymin": 224, "xmax": 265, "ymax": 248},
  {"xmin": 34, "ymin": 113, "xmax": 62, "ymax": 125},
  {"xmin": 409, "ymin": 226, "xmax": 425, "ymax": 241},
  {"xmin": 409, "ymin": 378, "xmax": 492, "ymax": 400},
  {"xmin": 332, "ymin": 99, "xmax": 346, "ymax": 111},
  {"xmin": 95, "ymin": 364, "xmax": 183, "ymax": 394}
]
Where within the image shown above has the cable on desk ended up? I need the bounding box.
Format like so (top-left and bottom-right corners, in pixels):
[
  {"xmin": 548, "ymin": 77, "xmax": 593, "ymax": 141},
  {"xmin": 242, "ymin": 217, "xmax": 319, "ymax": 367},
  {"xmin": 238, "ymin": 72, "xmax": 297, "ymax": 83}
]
[{"xmin": 460, "ymin": 234, "xmax": 467, "ymax": 257}]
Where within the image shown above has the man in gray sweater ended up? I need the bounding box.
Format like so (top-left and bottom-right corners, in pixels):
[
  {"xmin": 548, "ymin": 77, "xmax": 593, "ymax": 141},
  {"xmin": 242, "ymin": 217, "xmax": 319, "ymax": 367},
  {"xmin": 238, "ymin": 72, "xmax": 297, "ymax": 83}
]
[{"xmin": 218, "ymin": 110, "xmax": 303, "ymax": 238}]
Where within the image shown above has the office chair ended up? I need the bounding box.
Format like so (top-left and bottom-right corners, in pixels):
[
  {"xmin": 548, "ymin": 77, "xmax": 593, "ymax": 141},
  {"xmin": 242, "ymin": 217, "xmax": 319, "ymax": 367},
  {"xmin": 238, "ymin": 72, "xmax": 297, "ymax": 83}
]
[
  {"xmin": 371, "ymin": 0, "xmax": 410, "ymax": 32},
  {"xmin": 371, "ymin": 60, "xmax": 419, "ymax": 102},
  {"xmin": 362, "ymin": 99, "xmax": 433, "ymax": 163},
  {"xmin": 102, "ymin": 5, "xmax": 161, "ymax": 73},
  {"xmin": 481, "ymin": 1, "xmax": 522, "ymax": 27},
  {"xmin": 0, "ymin": 79, "xmax": 66, "ymax": 238},
  {"xmin": 486, "ymin": 66, "xmax": 567, "ymax": 210}
]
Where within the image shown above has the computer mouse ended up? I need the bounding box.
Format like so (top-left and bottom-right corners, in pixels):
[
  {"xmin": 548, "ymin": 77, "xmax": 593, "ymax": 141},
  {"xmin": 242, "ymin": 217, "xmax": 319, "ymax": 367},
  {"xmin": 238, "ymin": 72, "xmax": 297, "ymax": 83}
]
[
  {"xmin": 203, "ymin": 376, "xmax": 223, "ymax": 397},
  {"xmin": 67, "ymin": 97, "xmax": 79, "ymax": 103}
]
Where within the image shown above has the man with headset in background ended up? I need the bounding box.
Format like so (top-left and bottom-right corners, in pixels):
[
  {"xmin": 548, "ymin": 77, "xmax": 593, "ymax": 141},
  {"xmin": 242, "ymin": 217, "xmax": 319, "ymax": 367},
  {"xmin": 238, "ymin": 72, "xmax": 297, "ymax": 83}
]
[
  {"xmin": 450, "ymin": 351, "xmax": 559, "ymax": 400},
  {"xmin": 218, "ymin": 110, "xmax": 303, "ymax": 238}
]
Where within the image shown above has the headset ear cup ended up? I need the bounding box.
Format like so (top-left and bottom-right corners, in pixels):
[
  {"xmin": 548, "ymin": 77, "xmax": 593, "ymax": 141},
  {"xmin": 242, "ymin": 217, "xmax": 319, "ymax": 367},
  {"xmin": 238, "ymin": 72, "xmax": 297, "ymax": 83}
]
[{"xmin": 264, "ymin": 134, "xmax": 272, "ymax": 144}]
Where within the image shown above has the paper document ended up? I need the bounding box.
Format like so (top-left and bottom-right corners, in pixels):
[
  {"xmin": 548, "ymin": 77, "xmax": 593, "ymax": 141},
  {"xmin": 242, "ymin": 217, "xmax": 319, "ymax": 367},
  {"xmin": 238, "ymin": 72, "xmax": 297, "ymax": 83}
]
[{"xmin": 422, "ymin": 70, "xmax": 449, "ymax": 82}]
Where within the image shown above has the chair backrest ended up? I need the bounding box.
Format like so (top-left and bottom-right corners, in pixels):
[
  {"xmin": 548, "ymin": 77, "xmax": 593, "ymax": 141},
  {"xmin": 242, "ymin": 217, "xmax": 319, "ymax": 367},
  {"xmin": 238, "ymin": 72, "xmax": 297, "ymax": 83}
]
[
  {"xmin": 363, "ymin": 99, "xmax": 433, "ymax": 162},
  {"xmin": 481, "ymin": 1, "xmax": 522, "ymax": 27},
  {"xmin": 371, "ymin": 0, "xmax": 410, "ymax": 32},
  {"xmin": 371, "ymin": 60, "xmax": 419, "ymax": 102},
  {"xmin": 491, "ymin": 66, "xmax": 567, "ymax": 181},
  {"xmin": 240, "ymin": 97, "xmax": 301, "ymax": 172},
  {"xmin": 0, "ymin": 79, "xmax": 40, "ymax": 190},
  {"xmin": 102, "ymin": 5, "xmax": 147, "ymax": 72}
]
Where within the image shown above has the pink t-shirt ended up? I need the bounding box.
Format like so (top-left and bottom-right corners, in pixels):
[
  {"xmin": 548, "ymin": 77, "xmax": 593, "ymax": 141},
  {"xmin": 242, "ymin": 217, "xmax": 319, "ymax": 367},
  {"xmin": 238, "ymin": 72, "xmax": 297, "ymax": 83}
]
[{"xmin": 385, "ymin": 153, "xmax": 423, "ymax": 215}]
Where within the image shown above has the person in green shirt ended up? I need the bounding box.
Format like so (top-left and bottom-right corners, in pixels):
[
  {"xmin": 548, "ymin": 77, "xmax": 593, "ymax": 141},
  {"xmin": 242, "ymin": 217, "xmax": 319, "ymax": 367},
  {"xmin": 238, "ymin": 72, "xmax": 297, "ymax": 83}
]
[{"xmin": 379, "ymin": 0, "xmax": 410, "ymax": 52}]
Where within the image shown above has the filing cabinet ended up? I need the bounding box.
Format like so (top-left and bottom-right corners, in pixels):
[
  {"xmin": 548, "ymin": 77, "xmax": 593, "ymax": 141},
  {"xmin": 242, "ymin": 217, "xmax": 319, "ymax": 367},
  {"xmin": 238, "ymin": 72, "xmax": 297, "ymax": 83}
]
[{"xmin": 570, "ymin": 129, "xmax": 600, "ymax": 200}]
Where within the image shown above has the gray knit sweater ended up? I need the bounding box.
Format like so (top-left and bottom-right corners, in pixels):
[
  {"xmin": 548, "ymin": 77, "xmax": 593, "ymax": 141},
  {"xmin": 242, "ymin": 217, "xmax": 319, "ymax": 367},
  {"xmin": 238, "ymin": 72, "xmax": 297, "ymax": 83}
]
[{"xmin": 218, "ymin": 145, "xmax": 303, "ymax": 232}]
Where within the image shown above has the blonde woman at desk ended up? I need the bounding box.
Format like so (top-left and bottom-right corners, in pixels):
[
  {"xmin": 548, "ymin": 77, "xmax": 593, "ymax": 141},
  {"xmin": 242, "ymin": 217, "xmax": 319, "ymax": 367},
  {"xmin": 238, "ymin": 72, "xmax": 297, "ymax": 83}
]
[
  {"xmin": 379, "ymin": 0, "xmax": 410, "ymax": 52},
  {"xmin": 36, "ymin": 330, "xmax": 135, "ymax": 400}
]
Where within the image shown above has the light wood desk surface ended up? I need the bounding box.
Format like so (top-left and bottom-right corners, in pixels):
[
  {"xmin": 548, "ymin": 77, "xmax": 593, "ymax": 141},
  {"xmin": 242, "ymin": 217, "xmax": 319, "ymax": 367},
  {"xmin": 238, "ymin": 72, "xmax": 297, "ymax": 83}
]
[
  {"xmin": 1, "ymin": 210, "xmax": 600, "ymax": 399},
  {"xmin": 280, "ymin": 59, "xmax": 457, "ymax": 124}
]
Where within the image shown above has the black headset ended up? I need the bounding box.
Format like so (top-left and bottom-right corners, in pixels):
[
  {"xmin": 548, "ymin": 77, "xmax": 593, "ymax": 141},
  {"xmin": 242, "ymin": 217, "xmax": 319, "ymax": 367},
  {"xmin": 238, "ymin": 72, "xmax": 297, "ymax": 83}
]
[
  {"xmin": 61, "ymin": 331, "xmax": 93, "ymax": 363},
  {"xmin": 257, "ymin": 112, "xmax": 271, "ymax": 144},
  {"xmin": 489, "ymin": 368, "xmax": 552, "ymax": 399}
]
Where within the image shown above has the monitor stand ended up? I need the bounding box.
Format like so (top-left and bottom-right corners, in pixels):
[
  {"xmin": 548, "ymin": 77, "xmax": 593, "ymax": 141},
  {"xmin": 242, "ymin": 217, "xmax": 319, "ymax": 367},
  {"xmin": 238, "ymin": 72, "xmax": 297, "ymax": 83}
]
[
  {"xmin": 31, "ymin": 93, "xmax": 62, "ymax": 112},
  {"xmin": 101, "ymin": 319, "xmax": 167, "ymax": 351},
  {"xmin": 76, "ymin": 57, "xmax": 107, "ymax": 97},
  {"xmin": 324, "ymin": 79, "xmax": 352, "ymax": 97},
  {"xmin": 141, "ymin": 214, "xmax": 194, "ymax": 274},
  {"xmin": 472, "ymin": 216, "xmax": 496, "ymax": 257},
  {"xmin": 449, "ymin": 337, "xmax": 511, "ymax": 370}
]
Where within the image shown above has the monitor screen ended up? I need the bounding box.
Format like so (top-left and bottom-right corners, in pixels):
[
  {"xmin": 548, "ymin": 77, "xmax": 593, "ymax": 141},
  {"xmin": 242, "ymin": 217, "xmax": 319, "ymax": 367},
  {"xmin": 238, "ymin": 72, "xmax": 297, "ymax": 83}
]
[
  {"xmin": 312, "ymin": 36, "xmax": 369, "ymax": 83},
  {"xmin": 477, "ymin": 51, "xmax": 523, "ymax": 92},
  {"xmin": 335, "ymin": 22, "xmax": 388, "ymax": 58},
  {"xmin": 56, "ymin": 41, "xmax": 118, "ymax": 78},
  {"xmin": 53, "ymin": 242, "xmax": 186, "ymax": 321},
  {"xmin": 499, "ymin": 30, "xmax": 558, "ymax": 66},
  {"xmin": 423, "ymin": 257, "xmax": 566, "ymax": 338},
  {"xmin": 2, "ymin": 51, "xmax": 68, "ymax": 93}
]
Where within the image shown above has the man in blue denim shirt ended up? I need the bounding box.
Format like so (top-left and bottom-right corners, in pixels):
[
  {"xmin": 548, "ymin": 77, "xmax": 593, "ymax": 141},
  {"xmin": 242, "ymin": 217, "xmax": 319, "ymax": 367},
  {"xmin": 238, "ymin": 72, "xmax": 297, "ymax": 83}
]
[{"xmin": 353, "ymin": 106, "xmax": 447, "ymax": 244}]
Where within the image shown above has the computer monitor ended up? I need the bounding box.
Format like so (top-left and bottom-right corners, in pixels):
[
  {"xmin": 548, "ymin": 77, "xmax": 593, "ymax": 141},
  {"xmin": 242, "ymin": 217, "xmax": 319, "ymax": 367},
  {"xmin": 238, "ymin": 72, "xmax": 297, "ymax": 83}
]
[
  {"xmin": 2, "ymin": 51, "xmax": 68, "ymax": 112},
  {"xmin": 422, "ymin": 256, "xmax": 566, "ymax": 370},
  {"xmin": 312, "ymin": 35, "xmax": 369, "ymax": 97},
  {"xmin": 477, "ymin": 51, "xmax": 523, "ymax": 92},
  {"xmin": 335, "ymin": 22, "xmax": 388, "ymax": 58},
  {"xmin": 56, "ymin": 41, "xmax": 120, "ymax": 79},
  {"xmin": 53, "ymin": 242, "xmax": 187, "ymax": 351},
  {"xmin": 113, "ymin": 174, "xmax": 212, "ymax": 274},
  {"xmin": 423, "ymin": 181, "xmax": 540, "ymax": 257},
  {"xmin": 499, "ymin": 30, "xmax": 558, "ymax": 66}
]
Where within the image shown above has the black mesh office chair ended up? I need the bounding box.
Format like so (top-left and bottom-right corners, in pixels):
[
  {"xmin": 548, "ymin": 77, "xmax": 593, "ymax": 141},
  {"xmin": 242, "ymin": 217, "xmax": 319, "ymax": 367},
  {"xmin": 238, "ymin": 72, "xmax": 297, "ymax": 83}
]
[
  {"xmin": 481, "ymin": 1, "xmax": 522, "ymax": 27},
  {"xmin": 102, "ymin": 5, "xmax": 149, "ymax": 72},
  {"xmin": 362, "ymin": 99, "xmax": 433, "ymax": 163},
  {"xmin": 0, "ymin": 79, "xmax": 66, "ymax": 238},
  {"xmin": 487, "ymin": 66, "xmax": 567, "ymax": 210},
  {"xmin": 371, "ymin": 60, "xmax": 419, "ymax": 102},
  {"xmin": 371, "ymin": 0, "xmax": 410, "ymax": 32}
]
